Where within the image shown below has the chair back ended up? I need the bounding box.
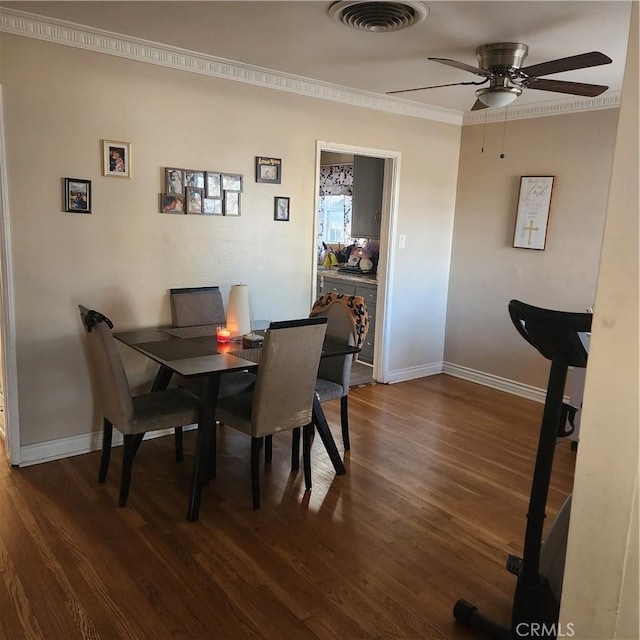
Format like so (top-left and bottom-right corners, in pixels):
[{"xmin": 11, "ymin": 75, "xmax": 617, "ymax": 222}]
[
  {"xmin": 313, "ymin": 302, "xmax": 356, "ymax": 388},
  {"xmin": 170, "ymin": 286, "xmax": 226, "ymax": 327},
  {"xmin": 250, "ymin": 317, "xmax": 327, "ymax": 437},
  {"xmin": 79, "ymin": 306, "xmax": 134, "ymax": 432}
]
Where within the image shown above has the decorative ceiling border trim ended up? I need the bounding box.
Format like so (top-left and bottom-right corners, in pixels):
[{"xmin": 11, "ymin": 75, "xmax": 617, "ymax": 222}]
[
  {"xmin": 0, "ymin": 8, "xmax": 621, "ymax": 127},
  {"xmin": 462, "ymin": 93, "xmax": 621, "ymax": 125},
  {"xmin": 0, "ymin": 7, "xmax": 464, "ymax": 125}
]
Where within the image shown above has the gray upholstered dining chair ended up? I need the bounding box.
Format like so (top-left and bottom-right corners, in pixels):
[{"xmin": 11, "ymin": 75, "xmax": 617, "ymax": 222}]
[
  {"xmin": 214, "ymin": 317, "xmax": 328, "ymax": 509},
  {"xmin": 79, "ymin": 306, "xmax": 202, "ymax": 507},
  {"xmin": 309, "ymin": 294, "xmax": 369, "ymax": 451},
  {"xmin": 169, "ymin": 286, "xmax": 226, "ymax": 331},
  {"xmin": 169, "ymin": 286, "xmax": 257, "ymax": 399}
]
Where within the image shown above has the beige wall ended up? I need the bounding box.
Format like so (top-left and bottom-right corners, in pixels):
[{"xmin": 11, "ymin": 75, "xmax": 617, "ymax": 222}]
[
  {"xmin": 560, "ymin": 4, "xmax": 639, "ymax": 636},
  {"xmin": 0, "ymin": 34, "xmax": 460, "ymax": 448},
  {"xmin": 444, "ymin": 108, "xmax": 619, "ymax": 390}
]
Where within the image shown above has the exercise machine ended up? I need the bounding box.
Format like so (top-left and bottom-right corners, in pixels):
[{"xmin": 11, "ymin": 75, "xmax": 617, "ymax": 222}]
[{"xmin": 453, "ymin": 299, "xmax": 592, "ymax": 640}]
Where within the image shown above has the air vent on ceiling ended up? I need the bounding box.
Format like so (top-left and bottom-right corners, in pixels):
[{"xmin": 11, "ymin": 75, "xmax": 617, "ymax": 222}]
[{"xmin": 328, "ymin": 1, "xmax": 429, "ymax": 32}]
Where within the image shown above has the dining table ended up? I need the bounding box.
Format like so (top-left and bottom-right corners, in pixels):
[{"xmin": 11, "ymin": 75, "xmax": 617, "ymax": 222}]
[{"xmin": 114, "ymin": 326, "xmax": 356, "ymax": 521}]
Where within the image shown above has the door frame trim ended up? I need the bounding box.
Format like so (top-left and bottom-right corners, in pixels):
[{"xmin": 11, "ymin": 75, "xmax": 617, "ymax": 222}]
[
  {"xmin": 0, "ymin": 85, "xmax": 20, "ymax": 464},
  {"xmin": 313, "ymin": 141, "xmax": 401, "ymax": 384}
]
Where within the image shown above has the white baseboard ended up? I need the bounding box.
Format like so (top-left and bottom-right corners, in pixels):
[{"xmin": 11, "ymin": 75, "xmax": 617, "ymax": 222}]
[
  {"xmin": 19, "ymin": 424, "xmax": 197, "ymax": 467},
  {"xmin": 17, "ymin": 363, "xmax": 553, "ymax": 466},
  {"xmin": 443, "ymin": 362, "xmax": 546, "ymax": 403},
  {"xmin": 384, "ymin": 361, "xmax": 444, "ymax": 384}
]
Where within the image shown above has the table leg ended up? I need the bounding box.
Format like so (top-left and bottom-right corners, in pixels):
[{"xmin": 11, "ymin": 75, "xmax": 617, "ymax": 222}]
[
  {"xmin": 151, "ymin": 365, "xmax": 173, "ymax": 392},
  {"xmin": 187, "ymin": 374, "xmax": 220, "ymax": 522},
  {"xmin": 312, "ymin": 395, "xmax": 346, "ymax": 475}
]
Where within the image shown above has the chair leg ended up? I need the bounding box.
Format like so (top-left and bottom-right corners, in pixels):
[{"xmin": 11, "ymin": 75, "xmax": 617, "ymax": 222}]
[
  {"xmin": 207, "ymin": 422, "xmax": 217, "ymax": 480},
  {"xmin": 265, "ymin": 435, "xmax": 273, "ymax": 463},
  {"xmin": 119, "ymin": 434, "xmax": 137, "ymax": 507},
  {"xmin": 98, "ymin": 418, "xmax": 113, "ymax": 482},
  {"xmin": 303, "ymin": 423, "xmax": 313, "ymax": 490},
  {"xmin": 132, "ymin": 432, "xmax": 145, "ymax": 456},
  {"xmin": 340, "ymin": 395, "xmax": 350, "ymax": 451},
  {"xmin": 291, "ymin": 428, "xmax": 300, "ymax": 472},
  {"xmin": 175, "ymin": 426, "xmax": 184, "ymax": 462},
  {"xmin": 251, "ymin": 437, "xmax": 262, "ymax": 509}
]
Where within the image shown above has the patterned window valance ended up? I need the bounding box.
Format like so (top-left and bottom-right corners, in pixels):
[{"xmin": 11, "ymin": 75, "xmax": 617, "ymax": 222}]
[{"xmin": 319, "ymin": 164, "xmax": 353, "ymax": 196}]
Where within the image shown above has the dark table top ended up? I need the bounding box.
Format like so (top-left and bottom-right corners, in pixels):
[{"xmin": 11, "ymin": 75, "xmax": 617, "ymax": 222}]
[{"xmin": 114, "ymin": 328, "xmax": 358, "ymax": 378}]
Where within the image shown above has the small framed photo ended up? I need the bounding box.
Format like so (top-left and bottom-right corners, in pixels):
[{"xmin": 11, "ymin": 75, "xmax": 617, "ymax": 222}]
[
  {"xmin": 184, "ymin": 170, "xmax": 205, "ymax": 189},
  {"xmin": 186, "ymin": 187, "xmax": 203, "ymax": 214},
  {"xmin": 205, "ymin": 172, "xmax": 222, "ymax": 198},
  {"xmin": 256, "ymin": 156, "xmax": 282, "ymax": 184},
  {"xmin": 222, "ymin": 173, "xmax": 243, "ymax": 192},
  {"xmin": 102, "ymin": 140, "xmax": 131, "ymax": 178},
  {"xmin": 160, "ymin": 194, "xmax": 185, "ymax": 214},
  {"xmin": 274, "ymin": 196, "xmax": 290, "ymax": 222},
  {"xmin": 203, "ymin": 197, "xmax": 223, "ymax": 215},
  {"xmin": 165, "ymin": 168, "xmax": 184, "ymax": 195},
  {"xmin": 64, "ymin": 178, "xmax": 91, "ymax": 213},
  {"xmin": 224, "ymin": 191, "xmax": 241, "ymax": 216},
  {"xmin": 513, "ymin": 176, "xmax": 554, "ymax": 250}
]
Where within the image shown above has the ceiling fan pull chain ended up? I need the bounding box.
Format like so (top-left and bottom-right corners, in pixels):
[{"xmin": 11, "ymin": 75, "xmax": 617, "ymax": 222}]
[
  {"xmin": 481, "ymin": 109, "xmax": 488, "ymax": 154},
  {"xmin": 500, "ymin": 106, "xmax": 509, "ymax": 159}
]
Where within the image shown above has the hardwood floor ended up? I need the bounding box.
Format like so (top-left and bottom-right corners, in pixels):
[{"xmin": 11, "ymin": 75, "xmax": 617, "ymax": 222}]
[{"xmin": 0, "ymin": 375, "xmax": 576, "ymax": 640}]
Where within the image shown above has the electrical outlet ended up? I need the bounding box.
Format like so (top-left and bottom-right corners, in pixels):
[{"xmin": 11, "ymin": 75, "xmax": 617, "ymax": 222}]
[{"xmin": 398, "ymin": 234, "xmax": 406, "ymax": 249}]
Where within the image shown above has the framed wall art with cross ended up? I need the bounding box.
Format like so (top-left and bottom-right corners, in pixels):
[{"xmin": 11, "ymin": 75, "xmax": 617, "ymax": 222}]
[{"xmin": 512, "ymin": 176, "xmax": 554, "ymax": 250}]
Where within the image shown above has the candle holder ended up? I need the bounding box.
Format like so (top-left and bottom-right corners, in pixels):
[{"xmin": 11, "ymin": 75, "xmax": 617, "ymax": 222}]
[{"xmin": 216, "ymin": 327, "xmax": 231, "ymax": 343}]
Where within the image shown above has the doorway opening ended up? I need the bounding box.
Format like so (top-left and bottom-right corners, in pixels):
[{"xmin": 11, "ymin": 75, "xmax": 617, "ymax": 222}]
[{"xmin": 313, "ymin": 141, "xmax": 401, "ymax": 385}]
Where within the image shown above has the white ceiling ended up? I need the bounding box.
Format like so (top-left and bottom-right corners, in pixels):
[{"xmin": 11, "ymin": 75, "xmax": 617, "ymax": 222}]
[{"xmin": 3, "ymin": 1, "xmax": 633, "ymax": 113}]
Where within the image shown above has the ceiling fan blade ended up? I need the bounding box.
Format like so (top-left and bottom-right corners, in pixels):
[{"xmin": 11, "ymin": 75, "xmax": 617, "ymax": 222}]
[
  {"xmin": 428, "ymin": 57, "xmax": 492, "ymax": 77},
  {"xmin": 471, "ymin": 99, "xmax": 489, "ymax": 111},
  {"xmin": 520, "ymin": 51, "xmax": 612, "ymax": 78},
  {"xmin": 386, "ymin": 79, "xmax": 487, "ymax": 95},
  {"xmin": 526, "ymin": 78, "xmax": 609, "ymax": 97}
]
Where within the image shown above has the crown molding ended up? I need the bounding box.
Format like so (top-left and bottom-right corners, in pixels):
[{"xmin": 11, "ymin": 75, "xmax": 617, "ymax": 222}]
[
  {"xmin": 0, "ymin": 8, "xmax": 620, "ymax": 127},
  {"xmin": 462, "ymin": 92, "xmax": 621, "ymax": 125},
  {"xmin": 0, "ymin": 7, "xmax": 463, "ymax": 126}
]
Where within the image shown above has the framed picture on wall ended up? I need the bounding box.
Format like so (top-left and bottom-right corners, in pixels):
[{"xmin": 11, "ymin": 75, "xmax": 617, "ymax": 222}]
[
  {"xmin": 165, "ymin": 168, "xmax": 184, "ymax": 195},
  {"xmin": 255, "ymin": 156, "xmax": 282, "ymax": 184},
  {"xmin": 513, "ymin": 176, "xmax": 554, "ymax": 250},
  {"xmin": 102, "ymin": 140, "xmax": 131, "ymax": 178},
  {"xmin": 186, "ymin": 187, "xmax": 204, "ymax": 214},
  {"xmin": 160, "ymin": 194, "xmax": 185, "ymax": 214},
  {"xmin": 64, "ymin": 178, "xmax": 91, "ymax": 213},
  {"xmin": 184, "ymin": 170, "xmax": 205, "ymax": 189},
  {"xmin": 222, "ymin": 173, "xmax": 243, "ymax": 192},
  {"xmin": 205, "ymin": 172, "xmax": 222, "ymax": 198},
  {"xmin": 203, "ymin": 197, "xmax": 223, "ymax": 215},
  {"xmin": 274, "ymin": 196, "xmax": 290, "ymax": 222},
  {"xmin": 224, "ymin": 191, "xmax": 241, "ymax": 216}
]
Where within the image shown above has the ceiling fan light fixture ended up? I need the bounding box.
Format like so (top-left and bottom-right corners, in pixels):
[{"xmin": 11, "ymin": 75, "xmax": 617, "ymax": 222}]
[{"xmin": 475, "ymin": 86, "xmax": 522, "ymax": 108}]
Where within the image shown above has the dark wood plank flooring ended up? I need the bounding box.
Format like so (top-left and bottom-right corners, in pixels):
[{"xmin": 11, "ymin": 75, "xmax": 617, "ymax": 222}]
[{"xmin": 0, "ymin": 375, "xmax": 575, "ymax": 639}]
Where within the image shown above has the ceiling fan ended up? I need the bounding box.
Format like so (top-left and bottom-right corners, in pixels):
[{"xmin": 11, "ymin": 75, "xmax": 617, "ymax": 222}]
[{"xmin": 387, "ymin": 42, "xmax": 612, "ymax": 110}]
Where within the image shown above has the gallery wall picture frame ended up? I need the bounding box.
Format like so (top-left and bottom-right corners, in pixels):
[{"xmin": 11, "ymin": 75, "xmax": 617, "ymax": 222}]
[
  {"xmin": 222, "ymin": 173, "xmax": 243, "ymax": 192},
  {"xmin": 513, "ymin": 176, "xmax": 555, "ymax": 250},
  {"xmin": 185, "ymin": 170, "xmax": 205, "ymax": 189},
  {"xmin": 165, "ymin": 168, "xmax": 184, "ymax": 195},
  {"xmin": 64, "ymin": 178, "xmax": 91, "ymax": 213},
  {"xmin": 203, "ymin": 197, "xmax": 223, "ymax": 215},
  {"xmin": 186, "ymin": 187, "xmax": 204, "ymax": 214},
  {"xmin": 224, "ymin": 191, "xmax": 241, "ymax": 216},
  {"xmin": 102, "ymin": 140, "xmax": 131, "ymax": 178},
  {"xmin": 274, "ymin": 196, "xmax": 290, "ymax": 222},
  {"xmin": 255, "ymin": 156, "xmax": 282, "ymax": 184},
  {"xmin": 160, "ymin": 194, "xmax": 185, "ymax": 214},
  {"xmin": 205, "ymin": 172, "xmax": 222, "ymax": 198}
]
